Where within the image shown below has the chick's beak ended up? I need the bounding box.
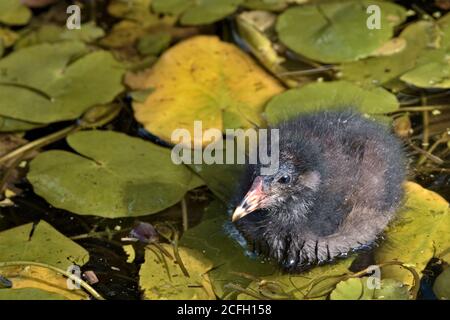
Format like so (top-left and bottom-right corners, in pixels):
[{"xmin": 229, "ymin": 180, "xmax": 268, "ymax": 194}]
[{"xmin": 232, "ymin": 177, "xmax": 265, "ymax": 222}]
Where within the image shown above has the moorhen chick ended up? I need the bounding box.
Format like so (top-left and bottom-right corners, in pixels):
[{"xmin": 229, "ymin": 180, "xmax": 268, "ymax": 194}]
[{"xmin": 231, "ymin": 110, "xmax": 406, "ymax": 271}]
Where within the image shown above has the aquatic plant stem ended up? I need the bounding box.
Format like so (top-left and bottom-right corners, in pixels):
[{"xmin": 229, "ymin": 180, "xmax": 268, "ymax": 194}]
[{"xmin": 181, "ymin": 197, "xmax": 188, "ymax": 231}]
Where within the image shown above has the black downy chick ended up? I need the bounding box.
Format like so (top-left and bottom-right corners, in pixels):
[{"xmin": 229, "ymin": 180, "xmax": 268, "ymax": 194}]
[{"xmin": 231, "ymin": 110, "xmax": 406, "ymax": 272}]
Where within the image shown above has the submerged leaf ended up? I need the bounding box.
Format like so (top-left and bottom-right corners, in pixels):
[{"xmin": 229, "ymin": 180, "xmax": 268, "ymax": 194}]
[{"xmin": 28, "ymin": 130, "xmax": 195, "ymax": 218}]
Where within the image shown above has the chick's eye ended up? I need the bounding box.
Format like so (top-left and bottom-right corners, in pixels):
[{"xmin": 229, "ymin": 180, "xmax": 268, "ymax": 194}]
[{"xmin": 277, "ymin": 174, "xmax": 291, "ymax": 184}]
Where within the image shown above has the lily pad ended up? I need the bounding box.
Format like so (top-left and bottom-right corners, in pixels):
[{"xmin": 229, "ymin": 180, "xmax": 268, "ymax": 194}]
[
  {"xmin": 264, "ymin": 81, "xmax": 398, "ymax": 125},
  {"xmin": 0, "ymin": 220, "xmax": 88, "ymax": 268},
  {"xmin": 374, "ymin": 279, "xmax": 410, "ymax": 300},
  {"xmin": 330, "ymin": 278, "xmax": 375, "ymax": 300},
  {"xmin": 137, "ymin": 32, "xmax": 172, "ymax": 56},
  {"xmin": 27, "ymin": 130, "xmax": 196, "ymax": 218},
  {"xmin": 180, "ymin": 200, "xmax": 277, "ymax": 299},
  {"xmin": 374, "ymin": 182, "xmax": 450, "ymax": 287},
  {"xmin": 0, "ymin": 265, "xmax": 88, "ymax": 300},
  {"xmin": 400, "ymin": 61, "xmax": 450, "ymax": 89},
  {"xmin": 0, "ymin": 288, "xmax": 68, "ymax": 300},
  {"xmin": 0, "ymin": 116, "xmax": 42, "ymax": 132},
  {"xmin": 338, "ymin": 20, "xmax": 443, "ymax": 87},
  {"xmin": 238, "ymin": 256, "xmax": 355, "ymax": 300},
  {"xmin": 132, "ymin": 36, "xmax": 284, "ymax": 146},
  {"xmin": 15, "ymin": 23, "xmax": 105, "ymax": 50},
  {"xmin": 0, "ymin": 0, "xmax": 32, "ymax": 26},
  {"xmin": 330, "ymin": 277, "xmax": 410, "ymax": 300},
  {"xmin": 0, "ymin": 41, "xmax": 125, "ymax": 124},
  {"xmin": 0, "ymin": 220, "xmax": 89, "ymax": 300},
  {"xmin": 139, "ymin": 243, "xmax": 215, "ymax": 299},
  {"xmin": 276, "ymin": 1, "xmax": 406, "ymax": 63},
  {"xmin": 433, "ymin": 267, "xmax": 450, "ymax": 300},
  {"xmin": 152, "ymin": 0, "xmax": 243, "ymax": 25}
]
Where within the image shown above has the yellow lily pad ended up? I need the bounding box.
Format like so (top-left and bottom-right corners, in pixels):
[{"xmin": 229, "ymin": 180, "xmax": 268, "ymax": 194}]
[
  {"xmin": 374, "ymin": 182, "xmax": 450, "ymax": 287},
  {"xmin": 139, "ymin": 244, "xmax": 215, "ymax": 299},
  {"xmin": 132, "ymin": 35, "xmax": 284, "ymax": 146}
]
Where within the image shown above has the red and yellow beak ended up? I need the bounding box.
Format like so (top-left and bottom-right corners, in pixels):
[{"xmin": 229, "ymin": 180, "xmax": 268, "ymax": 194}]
[{"xmin": 232, "ymin": 177, "xmax": 266, "ymax": 222}]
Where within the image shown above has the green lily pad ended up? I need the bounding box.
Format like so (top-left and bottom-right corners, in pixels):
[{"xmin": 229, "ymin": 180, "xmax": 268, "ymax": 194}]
[
  {"xmin": 338, "ymin": 20, "xmax": 443, "ymax": 87},
  {"xmin": 152, "ymin": 0, "xmax": 244, "ymax": 25},
  {"xmin": 0, "ymin": 221, "xmax": 89, "ymax": 300},
  {"xmin": 330, "ymin": 278, "xmax": 375, "ymax": 300},
  {"xmin": 180, "ymin": 200, "xmax": 276, "ymax": 299},
  {"xmin": 0, "ymin": 220, "xmax": 88, "ymax": 268},
  {"xmin": 27, "ymin": 130, "xmax": 196, "ymax": 218},
  {"xmin": 139, "ymin": 244, "xmax": 215, "ymax": 299},
  {"xmin": 0, "ymin": 0, "xmax": 32, "ymax": 26},
  {"xmin": 0, "ymin": 28, "xmax": 19, "ymax": 48},
  {"xmin": 0, "ymin": 116, "xmax": 42, "ymax": 132},
  {"xmin": 0, "ymin": 41, "xmax": 125, "ymax": 124},
  {"xmin": 400, "ymin": 61, "xmax": 450, "ymax": 89},
  {"xmin": 330, "ymin": 277, "xmax": 410, "ymax": 300},
  {"xmin": 238, "ymin": 256, "xmax": 355, "ymax": 300},
  {"xmin": 137, "ymin": 32, "xmax": 172, "ymax": 56},
  {"xmin": 15, "ymin": 23, "xmax": 104, "ymax": 50},
  {"xmin": 374, "ymin": 182, "xmax": 450, "ymax": 287},
  {"xmin": 276, "ymin": 1, "xmax": 406, "ymax": 63},
  {"xmin": 374, "ymin": 279, "xmax": 410, "ymax": 300},
  {"xmin": 0, "ymin": 288, "xmax": 68, "ymax": 300},
  {"xmin": 242, "ymin": 0, "xmax": 290, "ymax": 11},
  {"xmin": 433, "ymin": 267, "xmax": 450, "ymax": 300},
  {"xmin": 264, "ymin": 81, "xmax": 398, "ymax": 125}
]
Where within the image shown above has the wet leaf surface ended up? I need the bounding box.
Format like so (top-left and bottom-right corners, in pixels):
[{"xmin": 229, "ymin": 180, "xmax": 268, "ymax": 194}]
[
  {"xmin": 265, "ymin": 81, "xmax": 398, "ymax": 125},
  {"xmin": 0, "ymin": 42, "xmax": 125, "ymax": 124},
  {"xmin": 28, "ymin": 130, "xmax": 196, "ymax": 218},
  {"xmin": 132, "ymin": 36, "xmax": 284, "ymax": 145}
]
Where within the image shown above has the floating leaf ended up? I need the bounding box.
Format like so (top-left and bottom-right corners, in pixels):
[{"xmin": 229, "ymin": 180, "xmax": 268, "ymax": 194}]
[
  {"xmin": 330, "ymin": 277, "xmax": 410, "ymax": 300},
  {"xmin": 242, "ymin": 0, "xmax": 289, "ymax": 11},
  {"xmin": 153, "ymin": 0, "xmax": 243, "ymax": 25},
  {"xmin": 0, "ymin": 221, "xmax": 89, "ymax": 300},
  {"xmin": 0, "ymin": 221, "xmax": 88, "ymax": 268},
  {"xmin": 374, "ymin": 279, "xmax": 410, "ymax": 300},
  {"xmin": 276, "ymin": 1, "xmax": 406, "ymax": 63},
  {"xmin": 15, "ymin": 23, "xmax": 105, "ymax": 49},
  {"xmin": 0, "ymin": 0, "xmax": 32, "ymax": 26},
  {"xmin": 433, "ymin": 267, "xmax": 450, "ymax": 300},
  {"xmin": 338, "ymin": 20, "xmax": 443, "ymax": 87},
  {"xmin": 0, "ymin": 266, "xmax": 88, "ymax": 300},
  {"xmin": 0, "ymin": 288, "xmax": 67, "ymax": 300},
  {"xmin": 264, "ymin": 81, "xmax": 398, "ymax": 125},
  {"xmin": 28, "ymin": 130, "xmax": 196, "ymax": 218},
  {"xmin": 132, "ymin": 36, "xmax": 284, "ymax": 145},
  {"xmin": 400, "ymin": 61, "xmax": 450, "ymax": 89},
  {"xmin": 137, "ymin": 32, "xmax": 172, "ymax": 56},
  {"xmin": 238, "ymin": 257, "xmax": 355, "ymax": 300},
  {"xmin": 330, "ymin": 278, "xmax": 375, "ymax": 300},
  {"xmin": 0, "ymin": 42, "xmax": 125, "ymax": 124},
  {"xmin": 374, "ymin": 182, "xmax": 450, "ymax": 287},
  {"xmin": 139, "ymin": 243, "xmax": 215, "ymax": 299},
  {"xmin": 0, "ymin": 116, "xmax": 42, "ymax": 132},
  {"xmin": 181, "ymin": 200, "xmax": 276, "ymax": 298},
  {"xmin": 0, "ymin": 28, "xmax": 19, "ymax": 48}
]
